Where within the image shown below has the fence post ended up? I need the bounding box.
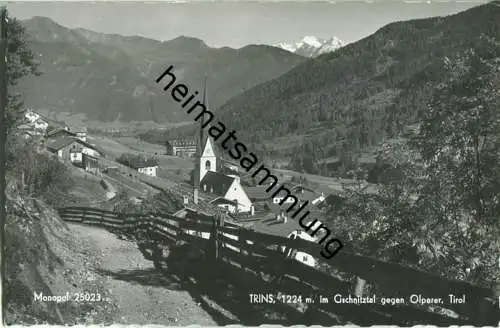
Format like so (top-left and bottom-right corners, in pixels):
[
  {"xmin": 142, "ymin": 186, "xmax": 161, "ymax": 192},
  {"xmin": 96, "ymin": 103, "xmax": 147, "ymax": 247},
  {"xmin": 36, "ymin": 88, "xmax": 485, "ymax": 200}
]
[{"xmin": 208, "ymin": 213, "xmax": 219, "ymax": 261}]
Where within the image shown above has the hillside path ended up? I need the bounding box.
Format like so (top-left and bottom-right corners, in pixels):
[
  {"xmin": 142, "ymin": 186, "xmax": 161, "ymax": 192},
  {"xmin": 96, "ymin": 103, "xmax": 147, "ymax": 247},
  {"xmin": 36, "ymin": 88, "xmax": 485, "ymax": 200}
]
[{"xmin": 68, "ymin": 223, "xmax": 217, "ymax": 325}]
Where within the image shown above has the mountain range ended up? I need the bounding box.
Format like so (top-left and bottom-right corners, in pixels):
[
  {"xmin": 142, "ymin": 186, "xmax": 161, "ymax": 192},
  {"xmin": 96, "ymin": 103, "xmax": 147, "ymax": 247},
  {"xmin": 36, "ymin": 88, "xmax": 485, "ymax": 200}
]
[
  {"xmin": 214, "ymin": 1, "xmax": 500, "ymax": 171},
  {"xmin": 275, "ymin": 36, "xmax": 344, "ymax": 57},
  {"xmin": 152, "ymin": 1, "xmax": 498, "ymax": 175},
  {"xmin": 15, "ymin": 16, "xmax": 306, "ymax": 123}
]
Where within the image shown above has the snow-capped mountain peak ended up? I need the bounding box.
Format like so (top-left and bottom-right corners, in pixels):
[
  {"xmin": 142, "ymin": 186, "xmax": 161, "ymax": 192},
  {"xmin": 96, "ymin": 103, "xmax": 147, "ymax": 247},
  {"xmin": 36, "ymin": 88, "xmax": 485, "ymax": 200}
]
[
  {"xmin": 300, "ymin": 36, "xmax": 323, "ymax": 48},
  {"xmin": 275, "ymin": 35, "xmax": 344, "ymax": 57}
]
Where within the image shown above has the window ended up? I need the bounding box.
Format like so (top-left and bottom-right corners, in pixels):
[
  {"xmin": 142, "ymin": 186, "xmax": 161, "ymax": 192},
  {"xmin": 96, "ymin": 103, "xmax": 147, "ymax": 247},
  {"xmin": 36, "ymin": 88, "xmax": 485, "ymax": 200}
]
[
  {"xmin": 205, "ymin": 160, "xmax": 211, "ymax": 171},
  {"xmin": 203, "ymin": 184, "xmax": 207, "ymax": 192},
  {"xmin": 302, "ymin": 255, "xmax": 308, "ymax": 262}
]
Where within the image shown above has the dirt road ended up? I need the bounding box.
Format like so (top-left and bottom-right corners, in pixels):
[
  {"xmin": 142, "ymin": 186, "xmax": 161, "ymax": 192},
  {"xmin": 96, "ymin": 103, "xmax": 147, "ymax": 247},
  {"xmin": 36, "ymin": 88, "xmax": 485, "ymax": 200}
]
[{"xmin": 68, "ymin": 223, "xmax": 217, "ymax": 325}]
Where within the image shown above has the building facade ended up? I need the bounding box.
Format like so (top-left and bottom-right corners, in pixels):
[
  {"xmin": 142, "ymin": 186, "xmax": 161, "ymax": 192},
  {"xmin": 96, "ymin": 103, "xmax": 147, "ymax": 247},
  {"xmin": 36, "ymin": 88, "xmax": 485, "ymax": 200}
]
[
  {"xmin": 166, "ymin": 139, "xmax": 197, "ymax": 157},
  {"xmin": 137, "ymin": 165, "xmax": 158, "ymax": 177},
  {"xmin": 47, "ymin": 137, "xmax": 103, "ymax": 168},
  {"xmin": 125, "ymin": 157, "xmax": 159, "ymax": 177},
  {"xmin": 282, "ymin": 230, "xmax": 318, "ymax": 268}
]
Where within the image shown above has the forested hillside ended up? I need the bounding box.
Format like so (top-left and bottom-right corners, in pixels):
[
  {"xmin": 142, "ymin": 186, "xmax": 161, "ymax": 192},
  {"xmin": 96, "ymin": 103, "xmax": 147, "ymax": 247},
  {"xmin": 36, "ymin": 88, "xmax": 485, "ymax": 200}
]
[{"xmin": 207, "ymin": 1, "xmax": 499, "ymax": 175}]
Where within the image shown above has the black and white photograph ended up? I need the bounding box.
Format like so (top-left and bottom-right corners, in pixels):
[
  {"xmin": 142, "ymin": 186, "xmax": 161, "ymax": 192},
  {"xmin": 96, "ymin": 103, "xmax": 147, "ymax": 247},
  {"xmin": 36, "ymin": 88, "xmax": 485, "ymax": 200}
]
[{"xmin": 1, "ymin": 0, "xmax": 499, "ymax": 326}]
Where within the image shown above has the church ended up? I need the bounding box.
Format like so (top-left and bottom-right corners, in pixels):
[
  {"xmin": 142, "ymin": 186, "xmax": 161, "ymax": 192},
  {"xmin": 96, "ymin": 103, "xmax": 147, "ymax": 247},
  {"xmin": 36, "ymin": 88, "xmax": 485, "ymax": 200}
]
[
  {"xmin": 196, "ymin": 135, "xmax": 254, "ymax": 215},
  {"xmin": 190, "ymin": 77, "xmax": 254, "ymax": 215}
]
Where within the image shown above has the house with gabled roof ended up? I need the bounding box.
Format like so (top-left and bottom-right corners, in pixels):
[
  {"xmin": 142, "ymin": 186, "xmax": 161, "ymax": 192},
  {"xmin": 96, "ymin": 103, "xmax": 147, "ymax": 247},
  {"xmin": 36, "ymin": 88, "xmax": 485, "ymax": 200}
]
[
  {"xmin": 46, "ymin": 137, "xmax": 104, "ymax": 170},
  {"xmin": 126, "ymin": 157, "xmax": 159, "ymax": 177}
]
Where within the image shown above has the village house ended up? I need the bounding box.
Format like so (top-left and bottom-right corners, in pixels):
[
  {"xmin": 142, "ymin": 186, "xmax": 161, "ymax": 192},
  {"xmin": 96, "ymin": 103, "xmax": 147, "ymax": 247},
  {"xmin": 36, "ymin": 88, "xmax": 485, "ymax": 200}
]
[
  {"xmin": 244, "ymin": 185, "xmax": 271, "ymax": 212},
  {"xmin": 33, "ymin": 118, "xmax": 49, "ymax": 132},
  {"xmin": 83, "ymin": 153, "xmax": 100, "ymax": 174},
  {"xmin": 127, "ymin": 158, "xmax": 159, "ymax": 177},
  {"xmin": 24, "ymin": 109, "xmax": 40, "ymax": 123},
  {"xmin": 272, "ymin": 183, "xmax": 324, "ymax": 206},
  {"xmin": 17, "ymin": 123, "xmax": 39, "ymax": 138},
  {"xmin": 197, "ymin": 136, "xmax": 253, "ymax": 214},
  {"xmin": 165, "ymin": 139, "xmax": 197, "ymax": 157},
  {"xmin": 282, "ymin": 230, "xmax": 319, "ymax": 268},
  {"xmin": 46, "ymin": 137, "xmax": 104, "ymax": 173},
  {"xmin": 255, "ymin": 182, "xmax": 326, "ymax": 223}
]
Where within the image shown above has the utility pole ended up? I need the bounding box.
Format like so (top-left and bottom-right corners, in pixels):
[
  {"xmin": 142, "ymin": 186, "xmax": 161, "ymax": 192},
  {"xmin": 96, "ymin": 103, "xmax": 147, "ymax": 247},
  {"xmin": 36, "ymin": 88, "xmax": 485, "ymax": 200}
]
[{"xmin": 0, "ymin": 7, "xmax": 7, "ymax": 326}]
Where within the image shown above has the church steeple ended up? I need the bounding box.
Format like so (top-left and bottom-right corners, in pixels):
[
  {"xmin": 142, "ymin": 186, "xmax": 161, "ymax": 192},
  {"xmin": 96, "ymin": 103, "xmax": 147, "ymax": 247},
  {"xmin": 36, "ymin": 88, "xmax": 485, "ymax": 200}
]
[
  {"xmin": 198, "ymin": 76, "xmax": 216, "ymax": 183},
  {"xmin": 199, "ymin": 75, "xmax": 207, "ymax": 150},
  {"xmin": 193, "ymin": 76, "xmax": 212, "ymax": 204}
]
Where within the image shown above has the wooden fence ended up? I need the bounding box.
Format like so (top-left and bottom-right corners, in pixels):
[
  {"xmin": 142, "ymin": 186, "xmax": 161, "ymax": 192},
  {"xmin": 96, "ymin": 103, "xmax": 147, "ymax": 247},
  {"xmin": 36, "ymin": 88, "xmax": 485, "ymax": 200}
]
[{"xmin": 58, "ymin": 206, "xmax": 499, "ymax": 326}]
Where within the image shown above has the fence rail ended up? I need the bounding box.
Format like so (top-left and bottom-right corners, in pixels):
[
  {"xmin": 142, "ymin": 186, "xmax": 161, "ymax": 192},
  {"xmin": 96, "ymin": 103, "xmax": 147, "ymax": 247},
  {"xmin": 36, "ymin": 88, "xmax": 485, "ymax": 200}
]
[{"xmin": 58, "ymin": 206, "xmax": 499, "ymax": 326}]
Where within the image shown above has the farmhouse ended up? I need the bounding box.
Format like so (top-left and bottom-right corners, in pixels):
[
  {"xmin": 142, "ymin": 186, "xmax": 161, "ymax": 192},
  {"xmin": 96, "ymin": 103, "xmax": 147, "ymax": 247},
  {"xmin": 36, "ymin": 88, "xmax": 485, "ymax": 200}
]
[
  {"xmin": 166, "ymin": 139, "xmax": 197, "ymax": 157},
  {"xmin": 127, "ymin": 158, "xmax": 159, "ymax": 177},
  {"xmin": 46, "ymin": 137, "xmax": 104, "ymax": 172}
]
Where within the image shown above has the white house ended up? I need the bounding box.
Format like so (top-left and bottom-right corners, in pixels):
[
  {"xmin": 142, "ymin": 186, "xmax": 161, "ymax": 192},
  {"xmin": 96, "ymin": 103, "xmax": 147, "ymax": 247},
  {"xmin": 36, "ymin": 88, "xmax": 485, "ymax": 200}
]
[
  {"xmin": 25, "ymin": 110, "xmax": 40, "ymax": 123},
  {"xmin": 33, "ymin": 118, "xmax": 49, "ymax": 132},
  {"xmin": 198, "ymin": 137, "xmax": 253, "ymax": 214},
  {"xmin": 127, "ymin": 158, "xmax": 159, "ymax": 177},
  {"xmin": 282, "ymin": 230, "xmax": 318, "ymax": 268},
  {"xmin": 138, "ymin": 165, "xmax": 158, "ymax": 177}
]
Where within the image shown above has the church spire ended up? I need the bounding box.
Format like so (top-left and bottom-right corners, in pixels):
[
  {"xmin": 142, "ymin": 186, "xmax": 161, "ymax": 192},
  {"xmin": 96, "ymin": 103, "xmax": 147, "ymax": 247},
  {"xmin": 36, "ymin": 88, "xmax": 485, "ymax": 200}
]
[
  {"xmin": 193, "ymin": 76, "xmax": 208, "ymax": 205},
  {"xmin": 200, "ymin": 75, "xmax": 208, "ymax": 148}
]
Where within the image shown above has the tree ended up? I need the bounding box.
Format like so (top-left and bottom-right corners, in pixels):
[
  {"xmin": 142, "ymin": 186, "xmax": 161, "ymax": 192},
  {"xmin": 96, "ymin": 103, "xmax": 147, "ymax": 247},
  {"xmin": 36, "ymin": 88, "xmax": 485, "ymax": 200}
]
[
  {"xmin": 409, "ymin": 39, "xmax": 500, "ymax": 284},
  {"xmin": 327, "ymin": 38, "xmax": 500, "ymax": 286},
  {"xmin": 5, "ymin": 11, "xmax": 40, "ymax": 132},
  {"xmin": 4, "ymin": 10, "xmax": 41, "ymax": 172}
]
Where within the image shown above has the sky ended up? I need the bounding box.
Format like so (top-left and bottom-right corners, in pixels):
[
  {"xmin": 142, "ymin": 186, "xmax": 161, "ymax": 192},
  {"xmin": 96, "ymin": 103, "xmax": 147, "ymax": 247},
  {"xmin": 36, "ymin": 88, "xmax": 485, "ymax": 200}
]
[{"xmin": 6, "ymin": 0, "xmax": 484, "ymax": 48}]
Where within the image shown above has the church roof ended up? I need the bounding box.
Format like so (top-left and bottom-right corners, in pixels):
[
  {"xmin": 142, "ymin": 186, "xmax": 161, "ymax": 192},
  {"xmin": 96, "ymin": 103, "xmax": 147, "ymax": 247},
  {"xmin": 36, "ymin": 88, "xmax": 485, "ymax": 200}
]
[
  {"xmin": 210, "ymin": 197, "xmax": 239, "ymax": 206},
  {"xmin": 200, "ymin": 171, "xmax": 235, "ymax": 196}
]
